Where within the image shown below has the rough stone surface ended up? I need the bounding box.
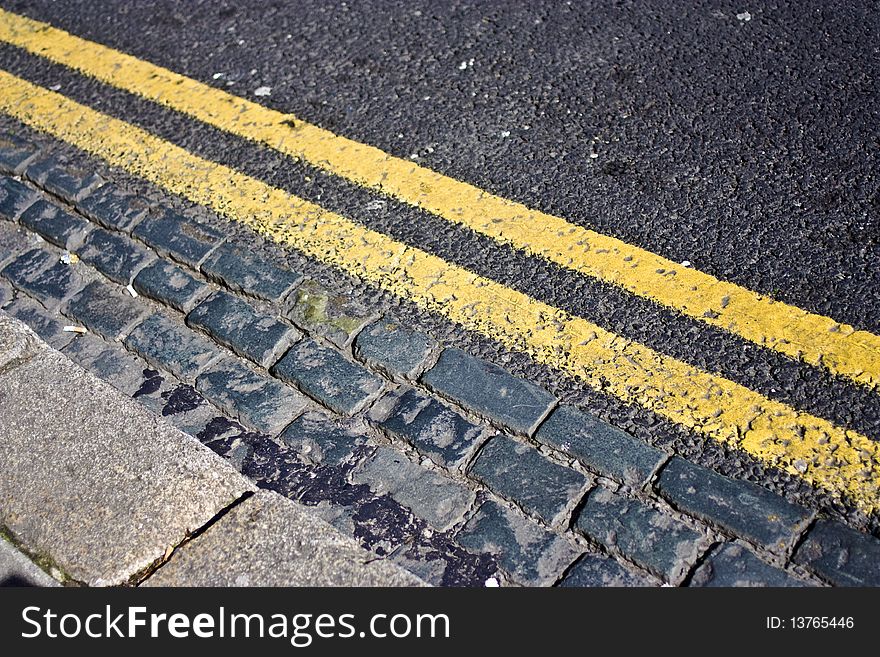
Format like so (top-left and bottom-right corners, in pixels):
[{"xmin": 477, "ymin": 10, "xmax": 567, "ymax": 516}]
[
  {"xmin": 0, "ymin": 221, "xmax": 31, "ymax": 266},
  {"xmin": 132, "ymin": 259, "xmax": 208, "ymax": 312},
  {"xmin": 196, "ymin": 356, "xmax": 307, "ymax": 434},
  {"xmin": 574, "ymin": 486, "xmax": 706, "ymax": 583},
  {"xmin": 76, "ymin": 227, "xmax": 155, "ymax": 284},
  {"xmin": 0, "ymin": 538, "xmax": 60, "ymax": 587},
  {"xmin": 456, "ymin": 499, "xmax": 580, "ymax": 586},
  {"xmin": 287, "ymin": 279, "xmax": 375, "ymax": 348},
  {"xmin": 64, "ymin": 279, "xmax": 146, "ymax": 340},
  {"xmin": 378, "ymin": 387, "xmax": 484, "ymax": 468},
  {"xmin": 559, "ymin": 554, "xmax": 652, "ymax": 587},
  {"xmin": 422, "ymin": 347, "xmax": 555, "ymax": 435},
  {"xmin": 536, "ymin": 404, "xmax": 666, "ymax": 485},
  {"xmin": 352, "ymin": 446, "xmax": 475, "ymax": 531},
  {"xmin": 2, "ymin": 248, "xmax": 91, "ymax": 309},
  {"xmin": 143, "ymin": 490, "xmax": 424, "ymax": 587},
  {"xmin": 793, "ymin": 518, "xmax": 880, "ymax": 586},
  {"xmin": 0, "ymin": 313, "xmax": 252, "ymax": 586},
  {"xmin": 0, "ymin": 134, "xmax": 39, "ymax": 174},
  {"xmin": 272, "ymin": 338, "xmax": 384, "ymax": 415},
  {"xmin": 278, "ymin": 411, "xmax": 369, "ymax": 467},
  {"xmin": 469, "ymin": 435, "xmax": 587, "ymax": 525},
  {"xmin": 188, "ymin": 291, "xmax": 297, "ymax": 367},
  {"xmin": 0, "ymin": 176, "xmax": 37, "ymax": 221},
  {"xmin": 201, "ymin": 242, "xmax": 301, "ymax": 302},
  {"xmin": 354, "ymin": 317, "xmax": 437, "ymax": 379},
  {"xmin": 689, "ymin": 542, "xmax": 810, "ymax": 587},
  {"xmin": 657, "ymin": 457, "xmax": 812, "ymax": 553},
  {"xmin": 19, "ymin": 199, "xmax": 91, "ymax": 250},
  {"xmin": 63, "ymin": 333, "xmax": 161, "ymax": 397},
  {"xmin": 4, "ymin": 295, "xmax": 76, "ymax": 350},
  {"xmin": 76, "ymin": 182, "xmax": 149, "ymax": 232},
  {"xmin": 25, "ymin": 155, "xmax": 103, "ymax": 202},
  {"xmin": 125, "ymin": 313, "xmax": 220, "ymax": 382},
  {"xmin": 133, "ymin": 209, "xmax": 225, "ymax": 268}
]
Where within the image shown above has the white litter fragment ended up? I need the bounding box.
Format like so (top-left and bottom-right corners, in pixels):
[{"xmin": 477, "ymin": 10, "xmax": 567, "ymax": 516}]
[
  {"xmin": 500, "ymin": 130, "xmax": 511, "ymax": 138},
  {"xmin": 49, "ymin": 84, "xmax": 62, "ymax": 91},
  {"xmin": 458, "ymin": 61, "xmax": 468, "ymax": 70},
  {"xmin": 212, "ymin": 72, "xmax": 224, "ymax": 79},
  {"xmin": 484, "ymin": 577, "xmax": 500, "ymax": 588},
  {"xmin": 681, "ymin": 260, "xmax": 692, "ymax": 267},
  {"xmin": 63, "ymin": 325, "xmax": 88, "ymax": 334},
  {"xmin": 126, "ymin": 284, "xmax": 138, "ymax": 298},
  {"xmin": 59, "ymin": 251, "xmax": 79, "ymax": 265},
  {"xmin": 254, "ymin": 86, "xmax": 272, "ymax": 97},
  {"xmin": 736, "ymin": 11, "xmax": 752, "ymax": 21}
]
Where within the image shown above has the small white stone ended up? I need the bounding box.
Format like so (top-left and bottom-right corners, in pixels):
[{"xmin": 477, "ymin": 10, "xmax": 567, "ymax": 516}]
[
  {"xmin": 681, "ymin": 260, "xmax": 692, "ymax": 267},
  {"xmin": 484, "ymin": 577, "xmax": 500, "ymax": 587},
  {"xmin": 736, "ymin": 11, "xmax": 752, "ymax": 21},
  {"xmin": 254, "ymin": 86, "xmax": 272, "ymax": 97}
]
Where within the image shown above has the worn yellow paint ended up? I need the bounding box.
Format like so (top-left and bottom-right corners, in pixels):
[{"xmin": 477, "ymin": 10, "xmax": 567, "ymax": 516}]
[
  {"xmin": 1, "ymin": 9, "xmax": 877, "ymax": 390},
  {"xmin": 0, "ymin": 71, "xmax": 876, "ymax": 514}
]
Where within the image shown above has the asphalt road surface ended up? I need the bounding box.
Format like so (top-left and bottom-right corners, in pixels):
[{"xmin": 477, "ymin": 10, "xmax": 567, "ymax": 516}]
[{"xmin": 0, "ymin": 0, "xmax": 878, "ymax": 529}]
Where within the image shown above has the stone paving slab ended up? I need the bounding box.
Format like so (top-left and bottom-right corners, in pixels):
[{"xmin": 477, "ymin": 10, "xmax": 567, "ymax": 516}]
[
  {"xmin": 143, "ymin": 490, "xmax": 425, "ymax": 587},
  {"xmin": 0, "ymin": 312, "xmax": 253, "ymax": 585}
]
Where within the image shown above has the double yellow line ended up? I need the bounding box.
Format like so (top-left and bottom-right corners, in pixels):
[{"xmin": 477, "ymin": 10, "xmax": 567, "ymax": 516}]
[{"xmin": 0, "ymin": 10, "xmax": 877, "ymax": 513}]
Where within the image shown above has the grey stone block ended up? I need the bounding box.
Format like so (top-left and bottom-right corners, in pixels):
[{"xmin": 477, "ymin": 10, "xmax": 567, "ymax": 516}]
[
  {"xmin": 0, "ymin": 313, "xmax": 252, "ymax": 585},
  {"xmin": 132, "ymin": 260, "xmax": 208, "ymax": 313},
  {"xmin": 657, "ymin": 457, "xmax": 812, "ymax": 552},
  {"xmin": 196, "ymin": 356, "xmax": 307, "ymax": 434},
  {"xmin": 201, "ymin": 242, "xmax": 301, "ymax": 302},
  {"xmin": 271, "ymin": 338, "xmax": 384, "ymax": 415},
  {"xmin": 187, "ymin": 291, "xmax": 297, "ymax": 367},
  {"xmin": 287, "ymin": 279, "xmax": 375, "ymax": 348},
  {"xmin": 4, "ymin": 295, "xmax": 76, "ymax": 350},
  {"xmin": 62, "ymin": 333, "xmax": 159, "ymax": 397},
  {"xmin": 77, "ymin": 228, "xmax": 155, "ymax": 284},
  {"xmin": 378, "ymin": 387, "xmax": 484, "ymax": 468},
  {"xmin": 536, "ymin": 404, "xmax": 665, "ymax": 485},
  {"xmin": 456, "ymin": 500, "xmax": 581, "ymax": 586},
  {"xmin": 142, "ymin": 490, "xmax": 424, "ymax": 587},
  {"xmin": 469, "ymin": 435, "xmax": 587, "ymax": 525},
  {"xmin": 422, "ymin": 348, "xmax": 555, "ymax": 435},
  {"xmin": 352, "ymin": 446, "xmax": 475, "ymax": 531},
  {"xmin": 25, "ymin": 155, "xmax": 103, "ymax": 203},
  {"xmin": 278, "ymin": 411, "xmax": 369, "ymax": 466},
  {"xmin": 0, "ymin": 176, "xmax": 37, "ymax": 221},
  {"xmin": 64, "ymin": 279, "xmax": 147, "ymax": 340},
  {"xmin": 689, "ymin": 543, "xmax": 810, "ymax": 587},
  {"xmin": 0, "ymin": 221, "xmax": 31, "ymax": 266},
  {"xmin": 574, "ymin": 486, "xmax": 706, "ymax": 583},
  {"xmin": 133, "ymin": 209, "xmax": 225, "ymax": 268},
  {"xmin": 19, "ymin": 199, "xmax": 91, "ymax": 250},
  {"xmin": 2, "ymin": 248, "xmax": 91, "ymax": 309},
  {"xmin": 559, "ymin": 554, "xmax": 653, "ymax": 587},
  {"xmin": 354, "ymin": 317, "xmax": 436, "ymax": 378},
  {"xmin": 793, "ymin": 519, "xmax": 880, "ymax": 586},
  {"xmin": 125, "ymin": 313, "xmax": 220, "ymax": 382},
  {"xmin": 0, "ymin": 134, "xmax": 39, "ymax": 174},
  {"xmin": 76, "ymin": 183, "xmax": 149, "ymax": 232}
]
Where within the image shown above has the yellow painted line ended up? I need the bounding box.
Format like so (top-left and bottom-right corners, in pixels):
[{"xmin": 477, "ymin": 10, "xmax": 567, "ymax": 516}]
[
  {"xmin": 0, "ymin": 71, "xmax": 876, "ymax": 514},
  {"xmin": 1, "ymin": 9, "xmax": 877, "ymax": 390}
]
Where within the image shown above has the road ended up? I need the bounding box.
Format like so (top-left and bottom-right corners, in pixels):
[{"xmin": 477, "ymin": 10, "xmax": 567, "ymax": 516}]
[{"xmin": 0, "ymin": 0, "xmax": 877, "ymax": 585}]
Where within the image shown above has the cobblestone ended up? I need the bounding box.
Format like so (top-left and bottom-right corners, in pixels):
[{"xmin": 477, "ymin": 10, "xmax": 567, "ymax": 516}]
[
  {"xmin": 0, "ymin": 221, "xmax": 30, "ymax": 266},
  {"xmin": 0, "ymin": 176, "xmax": 37, "ymax": 221},
  {"xmin": 64, "ymin": 279, "xmax": 146, "ymax": 340},
  {"xmin": 469, "ymin": 435, "xmax": 587, "ymax": 525},
  {"xmin": 657, "ymin": 457, "xmax": 812, "ymax": 553},
  {"xmin": 354, "ymin": 317, "xmax": 436, "ymax": 379},
  {"xmin": 75, "ymin": 183, "xmax": 149, "ymax": 232},
  {"xmin": 793, "ymin": 518, "xmax": 880, "ymax": 586},
  {"xmin": 689, "ymin": 542, "xmax": 809, "ymax": 587},
  {"xmin": 0, "ymin": 134, "xmax": 39, "ymax": 174},
  {"xmin": 132, "ymin": 260, "xmax": 208, "ymax": 313},
  {"xmin": 271, "ymin": 338, "xmax": 384, "ymax": 415},
  {"xmin": 456, "ymin": 499, "xmax": 581, "ymax": 586},
  {"xmin": 19, "ymin": 199, "xmax": 91, "ymax": 250},
  {"xmin": 536, "ymin": 404, "xmax": 665, "ymax": 486},
  {"xmin": 574, "ymin": 486, "xmax": 706, "ymax": 583},
  {"xmin": 278, "ymin": 411, "xmax": 369, "ymax": 467},
  {"xmin": 196, "ymin": 356, "xmax": 307, "ymax": 434},
  {"xmin": 559, "ymin": 553, "xmax": 653, "ymax": 587},
  {"xmin": 62, "ymin": 333, "xmax": 157, "ymax": 397},
  {"xmin": 77, "ymin": 227, "xmax": 154, "ymax": 284},
  {"xmin": 125, "ymin": 313, "xmax": 220, "ymax": 382},
  {"xmin": 2, "ymin": 248, "xmax": 91, "ymax": 308},
  {"xmin": 133, "ymin": 209, "xmax": 225, "ymax": 268},
  {"xmin": 287, "ymin": 279, "xmax": 375, "ymax": 348},
  {"xmin": 422, "ymin": 347, "xmax": 555, "ymax": 435},
  {"xmin": 25, "ymin": 155, "xmax": 103, "ymax": 203},
  {"xmin": 4, "ymin": 295, "xmax": 76, "ymax": 350},
  {"xmin": 187, "ymin": 291, "xmax": 297, "ymax": 367},
  {"xmin": 377, "ymin": 387, "xmax": 484, "ymax": 468},
  {"xmin": 201, "ymin": 242, "xmax": 301, "ymax": 302},
  {"xmin": 351, "ymin": 446, "xmax": 475, "ymax": 531}
]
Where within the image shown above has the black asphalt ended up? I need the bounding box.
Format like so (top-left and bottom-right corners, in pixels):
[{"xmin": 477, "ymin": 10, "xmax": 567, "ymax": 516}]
[{"xmin": 0, "ymin": 0, "xmax": 877, "ymax": 527}]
